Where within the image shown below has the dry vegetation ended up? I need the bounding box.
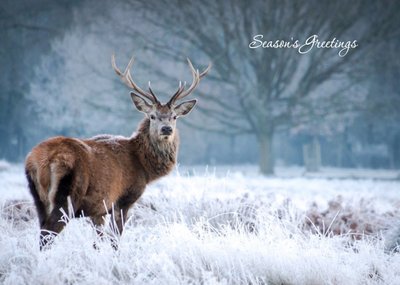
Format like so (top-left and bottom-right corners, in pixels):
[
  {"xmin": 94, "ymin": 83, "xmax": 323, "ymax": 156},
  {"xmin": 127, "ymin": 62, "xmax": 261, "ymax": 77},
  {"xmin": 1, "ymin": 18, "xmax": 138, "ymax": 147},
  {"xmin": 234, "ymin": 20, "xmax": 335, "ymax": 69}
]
[{"xmin": 1, "ymin": 164, "xmax": 400, "ymax": 284}]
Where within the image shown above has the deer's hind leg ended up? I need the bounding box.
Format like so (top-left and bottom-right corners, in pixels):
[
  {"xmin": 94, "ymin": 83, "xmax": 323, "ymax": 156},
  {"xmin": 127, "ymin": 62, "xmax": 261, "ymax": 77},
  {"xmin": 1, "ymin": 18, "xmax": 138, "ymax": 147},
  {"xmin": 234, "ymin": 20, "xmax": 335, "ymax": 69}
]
[
  {"xmin": 40, "ymin": 165, "xmax": 86, "ymax": 249},
  {"xmin": 25, "ymin": 169, "xmax": 47, "ymax": 228}
]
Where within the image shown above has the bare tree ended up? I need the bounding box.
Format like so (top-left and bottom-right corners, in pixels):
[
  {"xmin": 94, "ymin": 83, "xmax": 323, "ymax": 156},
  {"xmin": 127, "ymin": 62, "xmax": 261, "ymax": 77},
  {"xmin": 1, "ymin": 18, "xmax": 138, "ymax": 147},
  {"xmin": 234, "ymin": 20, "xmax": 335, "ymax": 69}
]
[
  {"xmin": 0, "ymin": 0, "xmax": 77, "ymax": 160},
  {"xmin": 113, "ymin": 0, "xmax": 398, "ymax": 174}
]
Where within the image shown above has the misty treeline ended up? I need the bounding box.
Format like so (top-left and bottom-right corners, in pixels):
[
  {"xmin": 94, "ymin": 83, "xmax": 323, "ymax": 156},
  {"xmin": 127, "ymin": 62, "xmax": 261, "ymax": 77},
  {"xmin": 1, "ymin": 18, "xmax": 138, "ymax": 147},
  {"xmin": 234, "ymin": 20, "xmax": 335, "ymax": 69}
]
[{"xmin": 0, "ymin": 0, "xmax": 399, "ymax": 174}]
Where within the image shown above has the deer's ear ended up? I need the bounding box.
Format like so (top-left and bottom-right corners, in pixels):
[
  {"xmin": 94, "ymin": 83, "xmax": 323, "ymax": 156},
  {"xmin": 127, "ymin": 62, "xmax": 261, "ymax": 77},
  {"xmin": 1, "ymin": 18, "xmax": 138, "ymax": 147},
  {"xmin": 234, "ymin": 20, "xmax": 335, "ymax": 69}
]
[
  {"xmin": 174, "ymin": 99, "xmax": 197, "ymax": 117},
  {"xmin": 131, "ymin": 92, "xmax": 152, "ymax": 113}
]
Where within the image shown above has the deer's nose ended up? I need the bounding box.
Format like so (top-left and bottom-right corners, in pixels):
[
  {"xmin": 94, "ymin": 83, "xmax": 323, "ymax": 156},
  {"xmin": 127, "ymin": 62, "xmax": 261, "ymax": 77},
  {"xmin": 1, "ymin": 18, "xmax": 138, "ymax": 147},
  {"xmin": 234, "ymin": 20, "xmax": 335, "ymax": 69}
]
[{"xmin": 161, "ymin": 126, "xmax": 173, "ymax": 135}]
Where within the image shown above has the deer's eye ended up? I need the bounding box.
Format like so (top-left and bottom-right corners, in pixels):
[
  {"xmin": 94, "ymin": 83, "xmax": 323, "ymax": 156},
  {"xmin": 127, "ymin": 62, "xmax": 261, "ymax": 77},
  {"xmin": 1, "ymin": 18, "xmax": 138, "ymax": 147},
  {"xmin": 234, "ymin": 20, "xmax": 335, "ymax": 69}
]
[
  {"xmin": 173, "ymin": 116, "xmax": 177, "ymax": 120},
  {"xmin": 150, "ymin": 115, "xmax": 155, "ymax": 120}
]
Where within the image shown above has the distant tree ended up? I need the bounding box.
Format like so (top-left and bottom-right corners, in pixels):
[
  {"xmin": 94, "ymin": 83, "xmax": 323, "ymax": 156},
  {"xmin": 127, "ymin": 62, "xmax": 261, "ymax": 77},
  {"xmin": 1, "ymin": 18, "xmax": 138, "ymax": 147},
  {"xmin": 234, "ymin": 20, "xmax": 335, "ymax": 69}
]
[
  {"xmin": 24, "ymin": 0, "xmax": 400, "ymax": 171},
  {"xmin": 358, "ymin": 36, "xmax": 400, "ymax": 168},
  {"xmin": 118, "ymin": 0, "xmax": 399, "ymax": 174},
  {"xmin": 0, "ymin": 0, "xmax": 78, "ymax": 160},
  {"xmin": 27, "ymin": 0, "xmax": 148, "ymax": 138}
]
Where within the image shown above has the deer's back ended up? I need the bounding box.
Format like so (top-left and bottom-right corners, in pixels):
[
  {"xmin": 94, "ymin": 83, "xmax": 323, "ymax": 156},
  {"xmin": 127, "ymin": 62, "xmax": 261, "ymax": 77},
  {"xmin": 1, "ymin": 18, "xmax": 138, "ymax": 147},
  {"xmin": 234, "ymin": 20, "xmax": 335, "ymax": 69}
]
[{"xmin": 25, "ymin": 135, "xmax": 146, "ymax": 214}]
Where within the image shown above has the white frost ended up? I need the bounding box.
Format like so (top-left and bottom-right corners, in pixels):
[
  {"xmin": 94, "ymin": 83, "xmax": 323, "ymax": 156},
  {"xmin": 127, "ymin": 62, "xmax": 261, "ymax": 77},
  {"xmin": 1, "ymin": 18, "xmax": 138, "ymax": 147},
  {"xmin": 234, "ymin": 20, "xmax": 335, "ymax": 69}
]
[{"xmin": 0, "ymin": 163, "xmax": 399, "ymax": 284}]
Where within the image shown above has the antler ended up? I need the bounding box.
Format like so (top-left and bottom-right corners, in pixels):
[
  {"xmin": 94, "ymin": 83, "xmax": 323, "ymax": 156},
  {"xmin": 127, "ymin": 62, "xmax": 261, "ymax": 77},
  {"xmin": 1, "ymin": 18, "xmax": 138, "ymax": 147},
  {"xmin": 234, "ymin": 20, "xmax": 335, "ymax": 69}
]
[
  {"xmin": 167, "ymin": 58, "xmax": 212, "ymax": 106},
  {"xmin": 111, "ymin": 54, "xmax": 160, "ymax": 104}
]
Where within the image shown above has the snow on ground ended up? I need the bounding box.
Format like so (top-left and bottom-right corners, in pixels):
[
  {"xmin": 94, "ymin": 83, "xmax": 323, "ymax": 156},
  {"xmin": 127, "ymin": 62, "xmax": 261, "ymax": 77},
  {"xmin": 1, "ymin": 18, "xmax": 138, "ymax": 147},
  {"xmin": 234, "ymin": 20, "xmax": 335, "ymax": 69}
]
[{"xmin": 0, "ymin": 161, "xmax": 400, "ymax": 284}]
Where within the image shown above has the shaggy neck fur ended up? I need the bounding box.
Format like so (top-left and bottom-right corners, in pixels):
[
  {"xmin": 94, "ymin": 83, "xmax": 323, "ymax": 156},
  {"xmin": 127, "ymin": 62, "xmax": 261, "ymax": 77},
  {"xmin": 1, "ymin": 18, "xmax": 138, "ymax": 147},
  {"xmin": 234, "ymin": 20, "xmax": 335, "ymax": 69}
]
[{"xmin": 132, "ymin": 118, "xmax": 178, "ymax": 182}]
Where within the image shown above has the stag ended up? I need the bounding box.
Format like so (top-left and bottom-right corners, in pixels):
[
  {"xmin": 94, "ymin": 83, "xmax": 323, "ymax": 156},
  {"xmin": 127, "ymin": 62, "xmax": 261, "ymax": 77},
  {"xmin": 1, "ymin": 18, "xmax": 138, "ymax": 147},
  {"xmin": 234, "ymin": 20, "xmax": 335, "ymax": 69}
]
[{"xmin": 25, "ymin": 55, "xmax": 211, "ymax": 248}]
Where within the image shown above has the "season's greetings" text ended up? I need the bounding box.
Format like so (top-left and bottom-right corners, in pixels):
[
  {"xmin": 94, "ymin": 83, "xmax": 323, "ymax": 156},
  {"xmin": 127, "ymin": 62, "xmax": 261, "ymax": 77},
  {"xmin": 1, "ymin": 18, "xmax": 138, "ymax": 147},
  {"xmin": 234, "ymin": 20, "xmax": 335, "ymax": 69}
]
[{"xmin": 249, "ymin": 34, "xmax": 358, "ymax": 57}]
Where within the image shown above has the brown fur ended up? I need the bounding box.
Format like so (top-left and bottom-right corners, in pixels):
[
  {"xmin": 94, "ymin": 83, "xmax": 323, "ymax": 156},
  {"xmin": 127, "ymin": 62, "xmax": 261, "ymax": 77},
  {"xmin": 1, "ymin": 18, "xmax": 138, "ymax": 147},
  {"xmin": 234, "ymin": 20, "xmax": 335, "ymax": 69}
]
[
  {"xmin": 25, "ymin": 118, "xmax": 178, "ymax": 248},
  {"xmin": 26, "ymin": 55, "xmax": 210, "ymax": 249}
]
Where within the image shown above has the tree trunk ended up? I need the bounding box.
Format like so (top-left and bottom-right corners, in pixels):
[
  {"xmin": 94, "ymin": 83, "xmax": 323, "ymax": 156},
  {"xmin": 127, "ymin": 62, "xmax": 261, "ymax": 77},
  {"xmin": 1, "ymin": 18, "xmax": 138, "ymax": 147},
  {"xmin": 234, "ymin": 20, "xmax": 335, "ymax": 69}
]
[
  {"xmin": 392, "ymin": 133, "xmax": 400, "ymax": 169},
  {"xmin": 258, "ymin": 133, "xmax": 274, "ymax": 175},
  {"xmin": 303, "ymin": 136, "xmax": 321, "ymax": 172}
]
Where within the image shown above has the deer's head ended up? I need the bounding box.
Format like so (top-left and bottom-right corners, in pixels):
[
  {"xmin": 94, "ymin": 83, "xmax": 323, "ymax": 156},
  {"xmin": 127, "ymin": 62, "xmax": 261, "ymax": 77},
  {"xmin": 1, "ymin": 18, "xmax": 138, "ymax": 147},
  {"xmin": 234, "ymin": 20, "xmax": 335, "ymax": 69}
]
[{"xmin": 112, "ymin": 55, "xmax": 211, "ymax": 142}]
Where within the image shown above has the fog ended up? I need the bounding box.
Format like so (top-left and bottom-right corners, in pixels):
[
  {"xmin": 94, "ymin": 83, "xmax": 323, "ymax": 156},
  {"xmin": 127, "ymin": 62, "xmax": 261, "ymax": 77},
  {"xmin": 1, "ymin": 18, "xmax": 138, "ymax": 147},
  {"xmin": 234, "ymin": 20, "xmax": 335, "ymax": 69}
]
[{"xmin": 1, "ymin": 0, "xmax": 399, "ymax": 174}]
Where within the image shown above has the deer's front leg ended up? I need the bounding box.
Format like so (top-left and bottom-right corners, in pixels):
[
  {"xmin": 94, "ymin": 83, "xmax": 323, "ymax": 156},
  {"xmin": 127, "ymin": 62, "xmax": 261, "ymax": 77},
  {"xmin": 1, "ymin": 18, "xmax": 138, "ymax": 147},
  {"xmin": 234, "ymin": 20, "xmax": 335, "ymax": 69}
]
[{"xmin": 116, "ymin": 186, "xmax": 146, "ymax": 231}]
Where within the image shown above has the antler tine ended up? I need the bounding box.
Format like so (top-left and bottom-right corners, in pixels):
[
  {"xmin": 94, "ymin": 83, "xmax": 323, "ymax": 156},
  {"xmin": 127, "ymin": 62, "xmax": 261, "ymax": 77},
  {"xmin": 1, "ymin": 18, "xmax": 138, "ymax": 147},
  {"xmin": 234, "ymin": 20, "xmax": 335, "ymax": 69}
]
[
  {"xmin": 127, "ymin": 70, "xmax": 160, "ymax": 104},
  {"xmin": 112, "ymin": 54, "xmax": 133, "ymax": 83},
  {"xmin": 167, "ymin": 81, "xmax": 187, "ymax": 106},
  {"xmin": 166, "ymin": 64, "xmax": 197, "ymax": 106},
  {"xmin": 179, "ymin": 59, "xmax": 212, "ymax": 100},
  {"xmin": 111, "ymin": 54, "xmax": 127, "ymax": 77},
  {"xmin": 148, "ymin": 81, "xmax": 158, "ymax": 99},
  {"xmin": 168, "ymin": 56, "xmax": 212, "ymax": 105},
  {"xmin": 111, "ymin": 54, "xmax": 159, "ymax": 104},
  {"xmin": 173, "ymin": 81, "xmax": 185, "ymax": 97},
  {"xmin": 178, "ymin": 81, "xmax": 187, "ymax": 97},
  {"xmin": 124, "ymin": 66, "xmax": 160, "ymax": 104},
  {"xmin": 169, "ymin": 58, "xmax": 203, "ymax": 103},
  {"xmin": 123, "ymin": 56, "xmax": 135, "ymax": 76},
  {"xmin": 199, "ymin": 62, "xmax": 212, "ymax": 78}
]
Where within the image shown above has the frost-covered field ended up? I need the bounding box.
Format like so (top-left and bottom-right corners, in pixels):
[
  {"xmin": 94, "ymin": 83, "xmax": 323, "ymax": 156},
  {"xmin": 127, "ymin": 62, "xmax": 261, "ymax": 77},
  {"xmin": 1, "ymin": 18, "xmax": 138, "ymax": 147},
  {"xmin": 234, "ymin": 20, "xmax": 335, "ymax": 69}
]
[{"xmin": 1, "ymin": 161, "xmax": 400, "ymax": 284}]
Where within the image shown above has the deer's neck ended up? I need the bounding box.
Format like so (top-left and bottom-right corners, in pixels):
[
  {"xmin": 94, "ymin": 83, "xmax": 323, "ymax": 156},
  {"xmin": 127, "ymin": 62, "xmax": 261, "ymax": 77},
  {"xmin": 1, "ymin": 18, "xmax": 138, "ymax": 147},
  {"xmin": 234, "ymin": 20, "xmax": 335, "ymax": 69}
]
[{"xmin": 133, "ymin": 118, "xmax": 178, "ymax": 182}]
